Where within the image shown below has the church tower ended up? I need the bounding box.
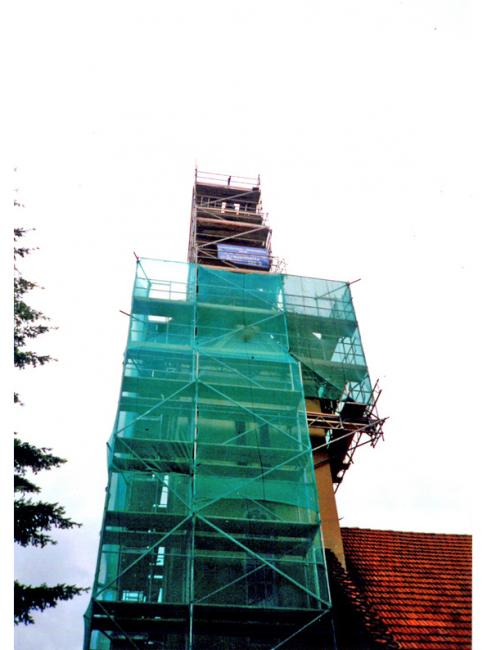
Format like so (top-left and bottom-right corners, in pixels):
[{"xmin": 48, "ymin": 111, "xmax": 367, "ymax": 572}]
[{"xmin": 84, "ymin": 170, "xmax": 384, "ymax": 649}]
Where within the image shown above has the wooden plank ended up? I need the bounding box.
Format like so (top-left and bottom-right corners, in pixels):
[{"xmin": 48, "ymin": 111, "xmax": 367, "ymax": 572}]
[{"xmin": 197, "ymin": 216, "xmax": 267, "ymax": 231}]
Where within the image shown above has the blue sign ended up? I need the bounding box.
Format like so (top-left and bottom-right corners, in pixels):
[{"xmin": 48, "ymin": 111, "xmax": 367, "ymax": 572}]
[{"xmin": 217, "ymin": 244, "xmax": 271, "ymax": 270}]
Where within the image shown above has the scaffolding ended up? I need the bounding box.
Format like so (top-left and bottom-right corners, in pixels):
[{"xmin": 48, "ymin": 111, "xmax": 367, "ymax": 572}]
[
  {"xmin": 84, "ymin": 259, "xmax": 339, "ymax": 650},
  {"xmin": 84, "ymin": 166, "xmax": 387, "ymax": 648},
  {"xmin": 188, "ymin": 169, "xmax": 285, "ymax": 273},
  {"xmin": 281, "ymin": 275, "xmax": 385, "ymax": 488}
]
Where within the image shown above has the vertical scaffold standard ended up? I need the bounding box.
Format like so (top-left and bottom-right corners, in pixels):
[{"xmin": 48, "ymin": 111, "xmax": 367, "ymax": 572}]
[{"xmin": 84, "ymin": 259, "xmax": 336, "ymax": 650}]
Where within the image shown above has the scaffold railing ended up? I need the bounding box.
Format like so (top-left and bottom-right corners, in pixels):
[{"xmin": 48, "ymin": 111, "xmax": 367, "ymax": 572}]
[{"xmin": 195, "ymin": 168, "xmax": 261, "ymax": 189}]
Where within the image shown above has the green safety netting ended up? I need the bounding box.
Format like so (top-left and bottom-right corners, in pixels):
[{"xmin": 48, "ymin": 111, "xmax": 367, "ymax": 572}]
[{"xmin": 85, "ymin": 259, "xmax": 372, "ymax": 650}]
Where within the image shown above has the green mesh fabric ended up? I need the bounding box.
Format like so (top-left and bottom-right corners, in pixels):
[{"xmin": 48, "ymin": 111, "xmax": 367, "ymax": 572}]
[
  {"xmin": 283, "ymin": 275, "xmax": 371, "ymax": 403},
  {"xmin": 85, "ymin": 259, "xmax": 372, "ymax": 649}
]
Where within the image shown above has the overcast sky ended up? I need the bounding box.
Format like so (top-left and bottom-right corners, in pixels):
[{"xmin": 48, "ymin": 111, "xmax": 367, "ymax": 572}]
[{"xmin": 5, "ymin": 1, "xmax": 483, "ymax": 648}]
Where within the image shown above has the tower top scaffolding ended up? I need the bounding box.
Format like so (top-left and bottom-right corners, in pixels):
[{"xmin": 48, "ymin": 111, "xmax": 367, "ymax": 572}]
[{"xmin": 188, "ymin": 168, "xmax": 285, "ymax": 273}]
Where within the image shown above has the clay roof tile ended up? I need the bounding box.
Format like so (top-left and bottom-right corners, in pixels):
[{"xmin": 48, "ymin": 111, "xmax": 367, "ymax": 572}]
[{"xmin": 337, "ymin": 528, "xmax": 472, "ymax": 650}]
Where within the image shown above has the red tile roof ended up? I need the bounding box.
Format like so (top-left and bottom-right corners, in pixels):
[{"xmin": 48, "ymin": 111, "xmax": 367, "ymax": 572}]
[{"xmin": 340, "ymin": 528, "xmax": 472, "ymax": 650}]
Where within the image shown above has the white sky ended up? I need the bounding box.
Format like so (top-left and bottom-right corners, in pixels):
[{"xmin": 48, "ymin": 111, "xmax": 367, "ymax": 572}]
[{"xmin": 4, "ymin": 1, "xmax": 484, "ymax": 648}]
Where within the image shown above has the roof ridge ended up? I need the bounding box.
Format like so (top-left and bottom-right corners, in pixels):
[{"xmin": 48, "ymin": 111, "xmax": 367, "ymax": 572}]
[{"xmin": 340, "ymin": 526, "xmax": 472, "ymax": 537}]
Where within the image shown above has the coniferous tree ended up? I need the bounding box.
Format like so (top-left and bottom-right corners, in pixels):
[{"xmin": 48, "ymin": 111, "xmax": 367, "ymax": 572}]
[
  {"xmin": 14, "ymin": 227, "xmax": 53, "ymax": 371},
  {"xmin": 14, "ymin": 227, "xmax": 86, "ymax": 625}
]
